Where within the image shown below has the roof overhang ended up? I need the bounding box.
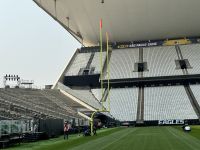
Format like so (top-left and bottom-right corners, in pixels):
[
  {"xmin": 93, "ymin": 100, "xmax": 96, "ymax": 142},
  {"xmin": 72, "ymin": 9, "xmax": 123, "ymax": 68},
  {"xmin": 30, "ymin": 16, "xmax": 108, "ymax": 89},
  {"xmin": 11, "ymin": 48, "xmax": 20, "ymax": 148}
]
[{"xmin": 33, "ymin": 0, "xmax": 200, "ymax": 46}]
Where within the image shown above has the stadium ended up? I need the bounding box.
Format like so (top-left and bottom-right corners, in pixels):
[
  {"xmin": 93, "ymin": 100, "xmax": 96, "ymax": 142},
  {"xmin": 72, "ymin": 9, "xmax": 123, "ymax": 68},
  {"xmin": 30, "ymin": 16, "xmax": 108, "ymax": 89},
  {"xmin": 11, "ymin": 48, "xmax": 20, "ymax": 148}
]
[{"xmin": 1, "ymin": 0, "xmax": 200, "ymax": 149}]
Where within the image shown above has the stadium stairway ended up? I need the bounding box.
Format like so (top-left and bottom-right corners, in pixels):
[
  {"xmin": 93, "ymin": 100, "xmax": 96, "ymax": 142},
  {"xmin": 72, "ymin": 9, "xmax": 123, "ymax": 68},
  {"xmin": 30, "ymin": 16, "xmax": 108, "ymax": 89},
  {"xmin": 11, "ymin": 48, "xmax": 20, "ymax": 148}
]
[
  {"xmin": 175, "ymin": 45, "xmax": 189, "ymax": 75},
  {"xmin": 175, "ymin": 45, "xmax": 200, "ymax": 120},
  {"xmin": 177, "ymin": 45, "xmax": 200, "ymax": 120},
  {"xmin": 138, "ymin": 47, "xmax": 144, "ymax": 78},
  {"xmin": 103, "ymin": 48, "xmax": 112, "ymax": 79},
  {"xmin": 100, "ymin": 88, "xmax": 109, "ymax": 102},
  {"xmin": 175, "ymin": 45, "xmax": 184, "ymax": 60},
  {"xmin": 184, "ymin": 85, "xmax": 200, "ymax": 120},
  {"xmin": 85, "ymin": 52, "xmax": 95, "ymax": 69}
]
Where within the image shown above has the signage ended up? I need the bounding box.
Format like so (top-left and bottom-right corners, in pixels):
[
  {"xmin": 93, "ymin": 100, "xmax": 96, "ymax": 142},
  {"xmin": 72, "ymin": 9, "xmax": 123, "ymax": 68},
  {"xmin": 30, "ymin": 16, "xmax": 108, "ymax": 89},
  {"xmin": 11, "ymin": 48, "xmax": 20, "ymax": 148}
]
[
  {"xmin": 158, "ymin": 119, "xmax": 184, "ymax": 125},
  {"xmin": 113, "ymin": 41, "xmax": 161, "ymax": 49},
  {"xmin": 112, "ymin": 37, "xmax": 200, "ymax": 49}
]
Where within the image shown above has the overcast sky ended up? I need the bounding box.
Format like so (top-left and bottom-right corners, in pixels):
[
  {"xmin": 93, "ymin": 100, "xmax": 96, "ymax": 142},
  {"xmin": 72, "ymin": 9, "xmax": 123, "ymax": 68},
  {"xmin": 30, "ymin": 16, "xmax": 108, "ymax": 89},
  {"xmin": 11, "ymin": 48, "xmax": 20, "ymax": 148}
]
[{"xmin": 0, "ymin": 0, "xmax": 81, "ymax": 88}]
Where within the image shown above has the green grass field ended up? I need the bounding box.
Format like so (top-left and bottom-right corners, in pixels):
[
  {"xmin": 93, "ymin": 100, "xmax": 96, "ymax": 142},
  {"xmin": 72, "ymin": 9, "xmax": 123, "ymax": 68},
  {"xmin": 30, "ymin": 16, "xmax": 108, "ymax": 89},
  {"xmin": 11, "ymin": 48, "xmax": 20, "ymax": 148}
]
[{"xmin": 7, "ymin": 126, "xmax": 200, "ymax": 150}]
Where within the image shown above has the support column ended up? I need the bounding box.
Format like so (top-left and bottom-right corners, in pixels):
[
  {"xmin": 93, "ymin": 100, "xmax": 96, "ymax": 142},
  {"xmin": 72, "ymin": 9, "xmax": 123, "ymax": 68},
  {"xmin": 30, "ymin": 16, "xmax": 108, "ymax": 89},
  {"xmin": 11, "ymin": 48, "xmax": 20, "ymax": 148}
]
[
  {"xmin": 136, "ymin": 48, "xmax": 144, "ymax": 124},
  {"xmin": 175, "ymin": 45, "xmax": 189, "ymax": 75}
]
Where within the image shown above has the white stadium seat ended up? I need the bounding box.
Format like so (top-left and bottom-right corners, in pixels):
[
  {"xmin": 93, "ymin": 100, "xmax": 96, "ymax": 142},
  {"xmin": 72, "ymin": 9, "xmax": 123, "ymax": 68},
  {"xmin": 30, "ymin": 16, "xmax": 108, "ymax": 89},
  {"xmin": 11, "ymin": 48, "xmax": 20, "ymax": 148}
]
[
  {"xmin": 144, "ymin": 86, "xmax": 198, "ymax": 121},
  {"xmin": 108, "ymin": 48, "xmax": 139, "ymax": 79},
  {"xmin": 180, "ymin": 44, "xmax": 200, "ymax": 74},
  {"xmin": 143, "ymin": 46, "xmax": 183, "ymax": 77},
  {"xmin": 104, "ymin": 87, "xmax": 138, "ymax": 121}
]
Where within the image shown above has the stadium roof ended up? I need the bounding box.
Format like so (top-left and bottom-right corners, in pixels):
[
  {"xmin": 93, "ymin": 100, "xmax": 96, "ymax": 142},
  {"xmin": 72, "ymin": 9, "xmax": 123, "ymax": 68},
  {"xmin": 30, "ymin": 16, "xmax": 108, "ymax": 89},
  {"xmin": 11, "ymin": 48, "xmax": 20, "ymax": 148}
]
[{"xmin": 34, "ymin": 0, "xmax": 200, "ymax": 46}]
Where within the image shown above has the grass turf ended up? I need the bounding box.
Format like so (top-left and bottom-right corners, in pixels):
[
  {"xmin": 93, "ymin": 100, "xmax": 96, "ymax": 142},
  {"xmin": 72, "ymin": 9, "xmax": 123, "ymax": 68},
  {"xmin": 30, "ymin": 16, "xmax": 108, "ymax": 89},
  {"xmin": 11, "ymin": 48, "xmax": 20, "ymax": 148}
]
[
  {"xmin": 174, "ymin": 125, "xmax": 200, "ymax": 140},
  {"xmin": 7, "ymin": 128, "xmax": 122, "ymax": 150},
  {"xmin": 7, "ymin": 126, "xmax": 200, "ymax": 150}
]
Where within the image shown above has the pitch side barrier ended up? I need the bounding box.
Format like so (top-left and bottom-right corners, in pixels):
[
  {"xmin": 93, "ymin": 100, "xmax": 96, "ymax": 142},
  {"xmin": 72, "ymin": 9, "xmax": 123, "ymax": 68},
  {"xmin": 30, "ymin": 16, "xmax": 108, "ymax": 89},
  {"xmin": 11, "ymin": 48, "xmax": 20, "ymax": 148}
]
[
  {"xmin": 122, "ymin": 119, "xmax": 199, "ymax": 127},
  {"xmin": 0, "ymin": 133, "xmax": 22, "ymax": 148},
  {"xmin": 64, "ymin": 74, "xmax": 200, "ymax": 88},
  {"xmin": 142, "ymin": 119, "xmax": 199, "ymax": 126},
  {"xmin": 102, "ymin": 74, "xmax": 200, "ymax": 88}
]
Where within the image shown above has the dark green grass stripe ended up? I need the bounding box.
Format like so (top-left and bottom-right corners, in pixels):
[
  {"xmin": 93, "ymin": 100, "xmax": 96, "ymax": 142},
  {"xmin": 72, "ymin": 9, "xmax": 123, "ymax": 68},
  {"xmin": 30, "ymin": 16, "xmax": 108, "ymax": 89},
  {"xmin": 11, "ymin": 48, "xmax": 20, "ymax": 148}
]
[
  {"xmin": 35, "ymin": 128, "xmax": 124, "ymax": 150},
  {"xmin": 173, "ymin": 125, "xmax": 200, "ymax": 140},
  {"xmin": 101, "ymin": 126, "xmax": 200, "ymax": 150},
  {"xmin": 7, "ymin": 128, "xmax": 123, "ymax": 150},
  {"xmin": 7, "ymin": 126, "xmax": 200, "ymax": 150},
  {"xmin": 69, "ymin": 128, "xmax": 138, "ymax": 150},
  {"xmin": 103, "ymin": 127, "xmax": 168, "ymax": 150}
]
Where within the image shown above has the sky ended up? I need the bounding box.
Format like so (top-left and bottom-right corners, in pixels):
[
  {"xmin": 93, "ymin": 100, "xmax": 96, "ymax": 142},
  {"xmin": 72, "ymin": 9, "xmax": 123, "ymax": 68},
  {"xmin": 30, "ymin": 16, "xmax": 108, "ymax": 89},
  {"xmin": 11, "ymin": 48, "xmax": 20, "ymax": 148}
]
[{"xmin": 0, "ymin": 0, "xmax": 81, "ymax": 88}]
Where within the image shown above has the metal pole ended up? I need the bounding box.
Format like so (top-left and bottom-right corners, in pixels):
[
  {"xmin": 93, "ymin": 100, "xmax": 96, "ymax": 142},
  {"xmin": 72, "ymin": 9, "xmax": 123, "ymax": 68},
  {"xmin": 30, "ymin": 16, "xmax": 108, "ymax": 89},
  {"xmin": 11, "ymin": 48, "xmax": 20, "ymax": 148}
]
[
  {"xmin": 100, "ymin": 19, "xmax": 104, "ymax": 111},
  {"xmin": 90, "ymin": 111, "xmax": 97, "ymax": 136},
  {"xmin": 106, "ymin": 32, "xmax": 110, "ymax": 112}
]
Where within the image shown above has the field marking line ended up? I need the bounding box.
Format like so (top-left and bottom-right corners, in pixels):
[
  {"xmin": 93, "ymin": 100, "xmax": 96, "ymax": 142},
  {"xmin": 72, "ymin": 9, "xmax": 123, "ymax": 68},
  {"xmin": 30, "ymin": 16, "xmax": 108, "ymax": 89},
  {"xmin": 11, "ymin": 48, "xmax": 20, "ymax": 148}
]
[
  {"xmin": 98, "ymin": 128, "xmax": 138, "ymax": 150},
  {"xmin": 135, "ymin": 132, "xmax": 160, "ymax": 136},
  {"xmin": 159, "ymin": 127, "xmax": 174, "ymax": 150},
  {"xmin": 69, "ymin": 128, "xmax": 138, "ymax": 150},
  {"xmin": 169, "ymin": 127, "xmax": 200, "ymax": 146},
  {"xmin": 167, "ymin": 127, "xmax": 200, "ymax": 150}
]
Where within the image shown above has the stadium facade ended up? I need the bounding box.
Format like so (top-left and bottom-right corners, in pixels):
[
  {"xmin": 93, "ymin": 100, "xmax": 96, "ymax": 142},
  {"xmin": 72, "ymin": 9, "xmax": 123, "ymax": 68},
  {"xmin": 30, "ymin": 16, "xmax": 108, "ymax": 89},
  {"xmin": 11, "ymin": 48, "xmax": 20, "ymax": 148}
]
[
  {"xmin": 1, "ymin": 0, "xmax": 200, "ymax": 131},
  {"xmin": 31, "ymin": 0, "xmax": 200, "ymax": 126}
]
